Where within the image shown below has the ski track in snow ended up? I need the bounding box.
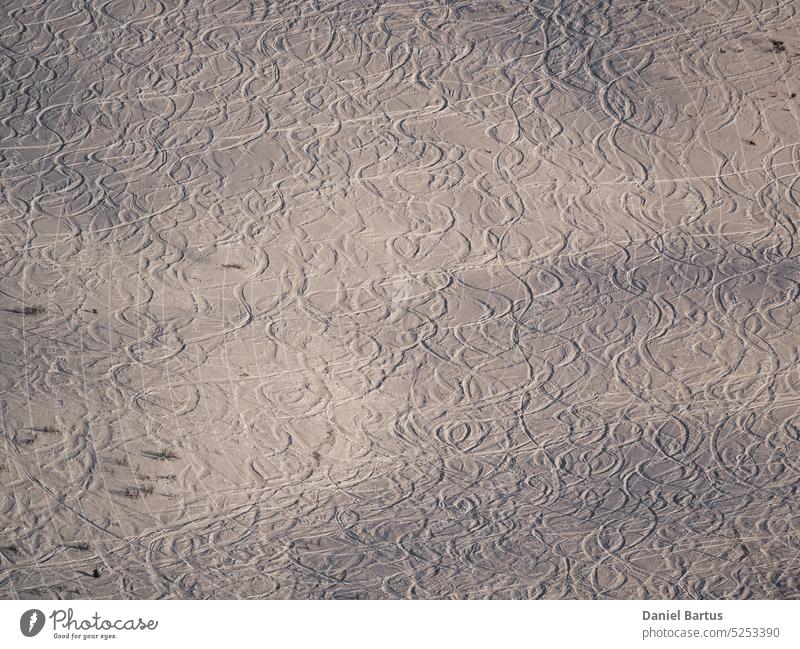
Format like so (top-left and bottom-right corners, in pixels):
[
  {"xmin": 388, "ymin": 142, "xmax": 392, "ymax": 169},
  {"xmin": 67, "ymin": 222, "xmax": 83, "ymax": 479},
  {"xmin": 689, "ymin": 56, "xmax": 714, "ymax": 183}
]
[{"xmin": 2, "ymin": 0, "xmax": 800, "ymax": 599}]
